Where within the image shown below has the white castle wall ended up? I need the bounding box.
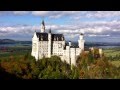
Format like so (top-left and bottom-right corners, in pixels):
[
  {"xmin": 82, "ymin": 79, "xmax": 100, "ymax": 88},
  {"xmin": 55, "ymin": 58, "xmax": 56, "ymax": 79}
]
[
  {"xmin": 48, "ymin": 33, "xmax": 51, "ymax": 58},
  {"xmin": 31, "ymin": 33, "xmax": 85, "ymax": 65},
  {"xmin": 31, "ymin": 21, "xmax": 85, "ymax": 66},
  {"xmin": 64, "ymin": 46, "xmax": 70, "ymax": 64},
  {"xmin": 39, "ymin": 41, "xmax": 48, "ymax": 58},
  {"xmin": 70, "ymin": 48, "xmax": 76, "ymax": 66},
  {"xmin": 31, "ymin": 32, "xmax": 39, "ymax": 60},
  {"xmin": 52, "ymin": 41, "xmax": 64, "ymax": 56}
]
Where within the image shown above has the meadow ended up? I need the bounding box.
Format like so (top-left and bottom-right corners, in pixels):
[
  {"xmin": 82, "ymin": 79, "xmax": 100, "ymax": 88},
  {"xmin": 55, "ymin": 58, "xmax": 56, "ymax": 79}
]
[
  {"xmin": 0, "ymin": 45, "xmax": 31, "ymax": 59},
  {"xmin": 103, "ymin": 47, "xmax": 120, "ymax": 57},
  {"xmin": 103, "ymin": 47, "xmax": 120, "ymax": 68}
]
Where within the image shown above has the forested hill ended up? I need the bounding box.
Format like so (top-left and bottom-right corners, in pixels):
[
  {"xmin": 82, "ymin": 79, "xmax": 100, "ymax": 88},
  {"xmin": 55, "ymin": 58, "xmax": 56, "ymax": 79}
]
[
  {"xmin": 0, "ymin": 39, "xmax": 32, "ymax": 44},
  {"xmin": 0, "ymin": 39, "xmax": 120, "ymax": 47},
  {"xmin": 0, "ymin": 39, "xmax": 15, "ymax": 44},
  {"xmin": 72, "ymin": 41, "xmax": 120, "ymax": 47}
]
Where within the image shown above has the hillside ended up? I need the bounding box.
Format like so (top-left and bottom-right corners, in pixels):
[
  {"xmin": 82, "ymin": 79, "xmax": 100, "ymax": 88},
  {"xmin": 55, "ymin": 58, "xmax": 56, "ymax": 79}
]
[
  {"xmin": 0, "ymin": 39, "xmax": 120, "ymax": 48},
  {"xmin": 0, "ymin": 39, "xmax": 32, "ymax": 44},
  {"xmin": 0, "ymin": 39, "xmax": 15, "ymax": 44}
]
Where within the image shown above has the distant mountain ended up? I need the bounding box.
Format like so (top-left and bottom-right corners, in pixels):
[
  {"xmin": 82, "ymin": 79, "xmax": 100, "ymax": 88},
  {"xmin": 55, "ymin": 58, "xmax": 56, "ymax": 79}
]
[
  {"xmin": 71, "ymin": 41, "xmax": 120, "ymax": 47},
  {"xmin": 0, "ymin": 39, "xmax": 120, "ymax": 46},
  {"xmin": 0, "ymin": 39, "xmax": 15, "ymax": 44},
  {"xmin": 0, "ymin": 39, "xmax": 15, "ymax": 42},
  {"xmin": 85, "ymin": 42, "xmax": 120, "ymax": 46},
  {"xmin": 0, "ymin": 39, "xmax": 31, "ymax": 44}
]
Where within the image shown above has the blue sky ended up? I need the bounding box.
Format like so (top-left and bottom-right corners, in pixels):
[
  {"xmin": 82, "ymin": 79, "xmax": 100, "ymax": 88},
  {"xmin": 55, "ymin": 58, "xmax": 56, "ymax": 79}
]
[{"xmin": 0, "ymin": 11, "xmax": 120, "ymax": 42}]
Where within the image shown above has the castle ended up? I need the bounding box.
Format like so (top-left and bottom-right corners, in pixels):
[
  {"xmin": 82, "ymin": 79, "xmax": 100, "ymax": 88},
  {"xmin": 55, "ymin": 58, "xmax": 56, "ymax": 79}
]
[{"xmin": 31, "ymin": 20, "xmax": 85, "ymax": 66}]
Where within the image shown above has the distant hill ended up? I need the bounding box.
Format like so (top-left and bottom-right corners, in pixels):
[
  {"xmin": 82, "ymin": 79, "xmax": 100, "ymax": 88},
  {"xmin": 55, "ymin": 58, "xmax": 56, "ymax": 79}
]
[
  {"xmin": 0, "ymin": 39, "xmax": 31, "ymax": 44},
  {"xmin": 0, "ymin": 39, "xmax": 15, "ymax": 42},
  {"xmin": 0, "ymin": 39, "xmax": 15, "ymax": 44},
  {"xmin": 84, "ymin": 42, "xmax": 120, "ymax": 46},
  {"xmin": 71, "ymin": 41, "xmax": 120, "ymax": 47},
  {"xmin": 0, "ymin": 39, "xmax": 120, "ymax": 46}
]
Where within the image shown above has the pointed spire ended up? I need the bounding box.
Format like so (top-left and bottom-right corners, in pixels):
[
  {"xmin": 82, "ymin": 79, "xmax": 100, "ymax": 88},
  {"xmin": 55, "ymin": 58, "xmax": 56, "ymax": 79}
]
[
  {"xmin": 42, "ymin": 20, "xmax": 45, "ymax": 26},
  {"xmin": 80, "ymin": 33, "xmax": 84, "ymax": 35},
  {"xmin": 49, "ymin": 28, "xmax": 51, "ymax": 33},
  {"xmin": 41, "ymin": 19, "xmax": 45, "ymax": 33}
]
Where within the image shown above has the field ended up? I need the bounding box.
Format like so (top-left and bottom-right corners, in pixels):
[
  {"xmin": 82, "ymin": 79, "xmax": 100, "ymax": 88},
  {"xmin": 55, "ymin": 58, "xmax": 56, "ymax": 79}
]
[
  {"xmin": 0, "ymin": 45, "xmax": 31, "ymax": 59},
  {"xmin": 110, "ymin": 61, "xmax": 120, "ymax": 68},
  {"xmin": 103, "ymin": 48, "xmax": 120, "ymax": 57},
  {"xmin": 103, "ymin": 47, "xmax": 120, "ymax": 67}
]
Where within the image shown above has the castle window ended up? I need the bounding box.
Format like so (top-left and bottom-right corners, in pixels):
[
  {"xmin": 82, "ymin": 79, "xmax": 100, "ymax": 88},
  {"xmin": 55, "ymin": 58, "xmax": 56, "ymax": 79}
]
[
  {"xmin": 54, "ymin": 37, "xmax": 56, "ymax": 41},
  {"xmin": 62, "ymin": 37, "xmax": 64, "ymax": 41},
  {"xmin": 41, "ymin": 36, "xmax": 43, "ymax": 41}
]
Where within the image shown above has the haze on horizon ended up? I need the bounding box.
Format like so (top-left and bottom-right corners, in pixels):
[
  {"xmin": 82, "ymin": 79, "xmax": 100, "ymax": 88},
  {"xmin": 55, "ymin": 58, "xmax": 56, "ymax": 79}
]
[{"xmin": 0, "ymin": 11, "xmax": 120, "ymax": 43}]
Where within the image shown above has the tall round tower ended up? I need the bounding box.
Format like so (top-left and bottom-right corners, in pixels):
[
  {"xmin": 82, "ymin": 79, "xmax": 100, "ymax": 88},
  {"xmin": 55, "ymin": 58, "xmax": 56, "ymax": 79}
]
[
  {"xmin": 78, "ymin": 33, "xmax": 85, "ymax": 50},
  {"xmin": 80, "ymin": 33, "xmax": 84, "ymax": 40}
]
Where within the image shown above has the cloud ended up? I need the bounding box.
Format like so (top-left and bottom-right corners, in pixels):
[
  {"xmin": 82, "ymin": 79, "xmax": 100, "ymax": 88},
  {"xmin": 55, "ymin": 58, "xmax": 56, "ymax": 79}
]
[
  {"xmin": 13, "ymin": 11, "xmax": 29, "ymax": 15},
  {"xmin": 31, "ymin": 11, "xmax": 80, "ymax": 19},
  {"xmin": 0, "ymin": 11, "xmax": 120, "ymax": 42},
  {"xmin": 0, "ymin": 11, "xmax": 12, "ymax": 15},
  {"xmin": 0, "ymin": 11, "xmax": 120, "ymax": 20},
  {"xmin": 88, "ymin": 34, "xmax": 110, "ymax": 37},
  {"xmin": 67, "ymin": 11, "xmax": 120, "ymax": 22},
  {"xmin": 75, "ymin": 11, "xmax": 120, "ymax": 19},
  {"xmin": 32, "ymin": 11, "xmax": 51, "ymax": 16},
  {"xmin": 0, "ymin": 20, "xmax": 120, "ymax": 42},
  {"xmin": 0, "ymin": 25, "xmax": 38, "ymax": 39},
  {"xmin": 45, "ymin": 20, "xmax": 120, "ymax": 41}
]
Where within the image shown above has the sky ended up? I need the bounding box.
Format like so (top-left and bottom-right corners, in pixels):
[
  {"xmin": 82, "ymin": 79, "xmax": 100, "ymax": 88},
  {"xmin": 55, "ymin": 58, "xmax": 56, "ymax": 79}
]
[{"xmin": 0, "ymin": 11, "xmax": 120, "ymax": 42}]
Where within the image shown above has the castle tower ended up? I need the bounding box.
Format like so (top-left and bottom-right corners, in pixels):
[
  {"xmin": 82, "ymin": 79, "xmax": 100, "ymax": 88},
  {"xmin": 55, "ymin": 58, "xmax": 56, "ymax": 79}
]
[
  {"xmin": 48, "ymin": 29, "xmax": 52, "ymax": 57},
  {"xmin": 78, "ymin": 33, "xmax": 85, "ymax": 50},
  {"xmin": 99, "ymin": 48, "xmax": 103, "ymax": 57},
  {"xmin": 31, "ymin": 31, "xmax": 39, "ymax": 61},
  {"xmin": 41, "ymin": 20, "xmax": 45, "ymax": 33},
  {"xmin": 69, "ymin": 41, "xmax": 71, "ymax": 46}
]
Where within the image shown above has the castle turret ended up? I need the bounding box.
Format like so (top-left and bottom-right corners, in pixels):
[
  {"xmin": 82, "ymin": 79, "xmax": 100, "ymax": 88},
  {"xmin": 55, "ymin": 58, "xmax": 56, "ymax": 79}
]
[
  {"xmin": 41, "ymin": 20, "xmax": 45, "ymax": 33},
  {"xmin": 80, "ymin": 33, "xmax": 84, "ymax": 40},
  {"xmin": 48, "ymin": 29, "xmax": 52, "ymax": 57},
  {"xmin": 31, "ymin": 31, "xmax": 39, "ymax": 61},
  {"xmin": 99, "ymin": 48, "xmax": 103, "ymax": 57},
  {"xmin": 78, "ymin": 33, "xmax": 85, "ymax": 50},
  {"xmin": 69, "ymin": 41, "xmax": 71, "ymax": 46}
]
